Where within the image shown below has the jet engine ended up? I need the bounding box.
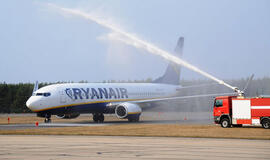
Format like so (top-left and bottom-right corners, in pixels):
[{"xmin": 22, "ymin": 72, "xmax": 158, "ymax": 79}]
[
  {"xmin": 56, "ymin": 113, "xmax": 80, "ymax": 119},
  {"xmin": 115, "ymin": 103, "xmax": 142, "ymax": 119}
]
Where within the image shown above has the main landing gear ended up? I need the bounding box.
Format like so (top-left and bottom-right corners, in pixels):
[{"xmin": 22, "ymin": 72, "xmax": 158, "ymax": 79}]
[
  {"xmin": 44, "ymin": 114, "xmax": 51, "ymax": 123},
  {"xmin": 93, "ymin": 113, "xmax": 104, "ymax": 123},
  {"xmin": 128, "ymin": 115, "xmax": 140, "ymax": 122}
]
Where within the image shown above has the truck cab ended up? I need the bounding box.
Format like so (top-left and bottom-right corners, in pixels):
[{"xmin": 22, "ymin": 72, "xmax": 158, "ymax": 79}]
[{"xmin": 213, "ymin": 96, "xmax": 236, "ymax": 128}]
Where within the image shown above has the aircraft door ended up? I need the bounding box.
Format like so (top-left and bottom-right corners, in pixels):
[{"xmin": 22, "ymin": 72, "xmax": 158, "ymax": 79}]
[{"xmin": 59, "ymin": 90, "xmax": 67, "ymax": 104}]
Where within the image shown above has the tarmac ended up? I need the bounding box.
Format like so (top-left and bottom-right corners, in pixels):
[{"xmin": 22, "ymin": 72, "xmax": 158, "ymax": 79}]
[
  {"xmin": 0, "ymin": 112, "xmax": 213, "ymax": 130},
  {"xmin": 0, "ymin": 123, "xmax": 111, "ymax": 130},
  {"xmin": 0, "ymin": 135, "xmax": 269, "ymax": 160},
  {"xmin": 0, "ymin": 119, "xmax": 212, "ymax": 130},
  {"xmin": 0, "ymin": 113, "xmax": 269, "ymax": 159}
]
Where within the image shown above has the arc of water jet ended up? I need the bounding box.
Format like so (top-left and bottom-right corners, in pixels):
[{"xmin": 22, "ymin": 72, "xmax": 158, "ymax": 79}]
[{"xmin": 51, "ymin": 4, "xmax": 241, "ymax": 94}]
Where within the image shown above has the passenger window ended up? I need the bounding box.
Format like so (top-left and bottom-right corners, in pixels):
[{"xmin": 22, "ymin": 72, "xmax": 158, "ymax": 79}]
[{"xmin": 215, "ymin": 100, "xmax": 223, "ymax": 107}]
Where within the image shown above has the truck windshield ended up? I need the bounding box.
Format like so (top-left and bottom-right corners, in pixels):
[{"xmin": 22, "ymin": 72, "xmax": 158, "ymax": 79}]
[{"xmin": 215, "ymin": 100, "xmax": 223, "ymax": 107}]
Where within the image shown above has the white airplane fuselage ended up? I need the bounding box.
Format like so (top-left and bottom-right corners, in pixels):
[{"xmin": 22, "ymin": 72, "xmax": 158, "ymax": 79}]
[{"xmin": 26, "ymin": 83, "xmax": 179, "ymax": 114}]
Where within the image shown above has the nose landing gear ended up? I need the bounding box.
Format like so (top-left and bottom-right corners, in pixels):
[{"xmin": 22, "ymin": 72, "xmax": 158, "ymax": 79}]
[{"xmin": 44, "ymin": 114, "xmax": 51, "ymax": 123}]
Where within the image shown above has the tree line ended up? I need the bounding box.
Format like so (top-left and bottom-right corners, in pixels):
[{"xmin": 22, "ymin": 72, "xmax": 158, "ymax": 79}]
[{"xmin": 0, "ymin": 77, "xmax": 269, "ymax": 113}]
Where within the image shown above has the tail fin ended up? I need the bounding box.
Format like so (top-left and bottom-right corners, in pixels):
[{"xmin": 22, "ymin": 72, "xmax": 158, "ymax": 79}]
[{"xmin": 153, "ymin": 37, "xmax": 184, "ymax": 85}]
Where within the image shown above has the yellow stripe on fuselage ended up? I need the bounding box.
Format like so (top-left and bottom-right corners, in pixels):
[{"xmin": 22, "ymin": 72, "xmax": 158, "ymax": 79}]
[{"xmin": 127, "ymin": 112, "xmax": 141, "ymax": 115}]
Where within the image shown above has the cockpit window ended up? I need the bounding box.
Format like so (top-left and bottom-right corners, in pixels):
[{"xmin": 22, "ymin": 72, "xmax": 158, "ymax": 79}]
[
  {"xmin": 35, "ymin": 92, "xmax": 51, "ymax": 97},
  {"xmin": 43, "ymin": 93, "xmax": 51, "ymax": 97}
]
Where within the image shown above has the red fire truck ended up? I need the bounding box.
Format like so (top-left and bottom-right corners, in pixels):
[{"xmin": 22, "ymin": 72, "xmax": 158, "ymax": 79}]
[{"xmin": 213, "ymin": 96, "xmax": 270, "ymax": 129}]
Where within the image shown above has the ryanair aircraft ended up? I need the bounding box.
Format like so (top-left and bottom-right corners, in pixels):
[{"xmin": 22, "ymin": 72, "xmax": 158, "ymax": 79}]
[{"xmin": 26, "ymin": 37, "xmax": 199, "ymax": 123}]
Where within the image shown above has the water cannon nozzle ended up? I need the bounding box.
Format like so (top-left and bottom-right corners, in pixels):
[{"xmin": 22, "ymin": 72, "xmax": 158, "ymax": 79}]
[
  {"xmin": 233, "ymin": 87, "xmax": 239, "ymax": 92},
  {"xmin": 233, "ymin": 87, "xmax": 244, "ymax": 96}
]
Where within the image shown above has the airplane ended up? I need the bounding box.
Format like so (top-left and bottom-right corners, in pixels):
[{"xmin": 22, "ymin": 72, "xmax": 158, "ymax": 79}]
[{"xmin": 25, "ymin": 37, "xmax": 233, "ymax": 123}]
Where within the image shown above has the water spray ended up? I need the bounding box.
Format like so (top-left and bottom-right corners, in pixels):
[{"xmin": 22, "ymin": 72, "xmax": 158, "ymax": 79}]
[{"xmin": 50, "ymin": 4, "xmax": 243, "ymax": 95}]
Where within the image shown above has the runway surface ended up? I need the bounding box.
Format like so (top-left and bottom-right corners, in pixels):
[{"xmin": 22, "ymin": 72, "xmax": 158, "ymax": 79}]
[
  {"xmin": 0, "ymin": 119, "xmax": 211, "ymax": 130},
  {"xmin": 0, "ymin": 112, "xmax": 212, "ymax": 130},
  {"xmin": 0, "ymin": 135, "xmax": 269, "ymax": 160},
  {"xmin": 0, "ymin": 123, "xmax": 110, "ymax": 130}
]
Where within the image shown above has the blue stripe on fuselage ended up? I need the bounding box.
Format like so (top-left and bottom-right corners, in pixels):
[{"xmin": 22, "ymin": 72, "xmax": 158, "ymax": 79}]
[{"xmin": 37, "ymin": 102, "xmax": 108, "ymax": 115}]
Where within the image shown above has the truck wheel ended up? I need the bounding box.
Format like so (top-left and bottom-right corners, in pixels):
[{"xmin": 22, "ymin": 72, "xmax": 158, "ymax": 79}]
[
  {"xmin": 221, "ymin": 118, "xmax": 231, "ymax": 128},
  {"xmin": 262, "ymin": 119, "xmax": 270, "ymax": 129}
]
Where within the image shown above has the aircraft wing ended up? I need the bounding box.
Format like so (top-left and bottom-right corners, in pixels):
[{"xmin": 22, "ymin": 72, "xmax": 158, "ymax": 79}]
[
  {"xmin": 131, "ymin": 92, "xmax": 237, "ymax": 103},
  {"xmin": 106, "ymin": 92, "xmax": 237, "ymax": 107}
]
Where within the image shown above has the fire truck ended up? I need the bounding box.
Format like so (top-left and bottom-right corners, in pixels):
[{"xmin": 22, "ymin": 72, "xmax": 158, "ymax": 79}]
[{"xmin": 213, "ymin": 96, "xmax": 270, "ymax": 129}]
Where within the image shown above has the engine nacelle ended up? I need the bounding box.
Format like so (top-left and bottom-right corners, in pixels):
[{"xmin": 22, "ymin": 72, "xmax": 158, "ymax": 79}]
[
  {"xmin": 56, "ymin": 113, "xmax": 80, "ymax": 119},
  {"xmin": 115, "ymin": 103, "xmax": 142, "ymax": 119}
]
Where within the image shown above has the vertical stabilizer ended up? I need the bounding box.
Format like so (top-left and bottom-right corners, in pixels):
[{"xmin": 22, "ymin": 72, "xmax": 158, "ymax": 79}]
[{"xmin": 153, "ymin": 37, "xmax": 184, "ymax": 85}]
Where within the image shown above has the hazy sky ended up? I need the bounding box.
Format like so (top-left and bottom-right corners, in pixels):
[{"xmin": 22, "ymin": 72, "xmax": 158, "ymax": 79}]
[{"xmin": 0, "ymin": 0, "xmax": 269, "ymax": 83}]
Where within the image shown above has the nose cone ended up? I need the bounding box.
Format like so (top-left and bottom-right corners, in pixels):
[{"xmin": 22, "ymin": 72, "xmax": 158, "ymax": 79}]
[{"xmin": 26, "ymin": 97, "xmax": 35, "ymax": 111}]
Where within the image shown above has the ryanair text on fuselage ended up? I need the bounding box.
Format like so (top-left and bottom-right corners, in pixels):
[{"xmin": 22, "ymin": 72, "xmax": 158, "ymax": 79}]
[{"xmin": 65, "ymin": 88, "xmax": 128, "ymax": 100}]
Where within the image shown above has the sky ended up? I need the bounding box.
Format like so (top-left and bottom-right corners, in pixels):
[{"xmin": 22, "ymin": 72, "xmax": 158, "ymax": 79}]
[{"xmin": 0, "ymin": 0, "xmax": 270, "ymax": 83}]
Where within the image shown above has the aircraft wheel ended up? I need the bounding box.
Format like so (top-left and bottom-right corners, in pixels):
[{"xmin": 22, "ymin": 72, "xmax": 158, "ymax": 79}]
[
  {"xmin": 128, "ymin": 115, "xmax": 140, "ymax": 122},
  {"xmin": 44, "ymin": 114, "xmax": 51, "ymax": 123},
  {"xmin": 93, "ymin": 114, "xmax": 99, "ymax": 123},
  {"xmin": 98, "ymin": 114, "xmax": 104, "ymax": 123},
  {"xmin": 44, "ymin": 118, "xmax": 51, "ymax": 123},
  {"xmin": 93, "ymin": 113, "xmax": 104, "ymax": 123}
]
